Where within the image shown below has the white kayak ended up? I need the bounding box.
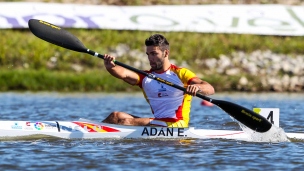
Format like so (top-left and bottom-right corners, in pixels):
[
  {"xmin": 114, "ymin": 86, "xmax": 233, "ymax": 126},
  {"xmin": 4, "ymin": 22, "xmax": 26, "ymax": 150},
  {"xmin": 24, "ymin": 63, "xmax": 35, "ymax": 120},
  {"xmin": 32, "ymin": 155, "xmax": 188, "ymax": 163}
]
[{"xmin": 0, "ymin": 118, "xmax": 303, "ymax": 141}]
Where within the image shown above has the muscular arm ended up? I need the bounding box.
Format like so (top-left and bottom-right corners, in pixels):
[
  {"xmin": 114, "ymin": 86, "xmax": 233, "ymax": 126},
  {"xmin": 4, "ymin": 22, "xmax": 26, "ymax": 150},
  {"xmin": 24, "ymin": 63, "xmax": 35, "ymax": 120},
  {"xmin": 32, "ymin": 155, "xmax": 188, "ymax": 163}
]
[
  {"xmin": 104, "ymin": 54, "xmax": 139, "ymax": 85},
  {"xmin": 187, "ymin": 77, "xmax": 215, "ymax": 96}
]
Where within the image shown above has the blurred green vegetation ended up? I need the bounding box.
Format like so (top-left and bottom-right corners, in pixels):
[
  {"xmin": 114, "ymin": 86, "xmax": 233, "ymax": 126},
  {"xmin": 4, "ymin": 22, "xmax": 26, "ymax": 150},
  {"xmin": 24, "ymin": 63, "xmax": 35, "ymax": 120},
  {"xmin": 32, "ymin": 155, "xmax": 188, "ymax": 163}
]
[
  {"xmin": 1, "ymin": 29, "xmax": 303, "ymax": 92},
  {"xmin": 2, "ymin": 29, "xmax": 304, "ymax": 71},
  {"xmin": 0, "ymin": 69, "xmax": 135, "ymax": 92}
]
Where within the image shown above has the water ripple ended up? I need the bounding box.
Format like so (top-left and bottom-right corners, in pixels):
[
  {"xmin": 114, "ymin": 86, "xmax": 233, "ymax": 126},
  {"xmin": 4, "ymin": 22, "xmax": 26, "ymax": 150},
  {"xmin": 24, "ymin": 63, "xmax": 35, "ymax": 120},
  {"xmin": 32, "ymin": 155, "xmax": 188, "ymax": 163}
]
[{"xmin": 0, "ymin": 92, "xmax": 304, "ymax": 171}]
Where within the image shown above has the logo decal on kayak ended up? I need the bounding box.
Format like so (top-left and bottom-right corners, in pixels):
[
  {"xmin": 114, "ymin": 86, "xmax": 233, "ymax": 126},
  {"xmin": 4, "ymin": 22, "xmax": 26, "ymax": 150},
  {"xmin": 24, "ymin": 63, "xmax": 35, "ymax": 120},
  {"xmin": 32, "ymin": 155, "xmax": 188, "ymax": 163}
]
[
  {"xmin": 26, "ymin": 122, "xmax": 31, "ymax": 126},
  {"xmin": 34, "ymin": 122, "xmax": 44, "ymax": 130},
  {"xmin": 11, "ymin": 122, "xmax": 22, "ymax": 130},
  {"xmin": 72, "ymin": 122, "xmax": 120, "ymax": 132}
]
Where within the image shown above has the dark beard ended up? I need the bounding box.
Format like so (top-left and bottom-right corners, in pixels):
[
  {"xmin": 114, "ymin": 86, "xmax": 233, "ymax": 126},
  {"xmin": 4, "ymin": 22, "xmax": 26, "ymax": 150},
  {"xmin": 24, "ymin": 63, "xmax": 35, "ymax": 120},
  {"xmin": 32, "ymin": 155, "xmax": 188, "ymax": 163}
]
[
  {"xmin": 151, "ymin": 53, "xmax": 165, "ymax": 71},
  {"xmin": 151, "ymin": 61, "xmax": 163, "ymax": 71}
]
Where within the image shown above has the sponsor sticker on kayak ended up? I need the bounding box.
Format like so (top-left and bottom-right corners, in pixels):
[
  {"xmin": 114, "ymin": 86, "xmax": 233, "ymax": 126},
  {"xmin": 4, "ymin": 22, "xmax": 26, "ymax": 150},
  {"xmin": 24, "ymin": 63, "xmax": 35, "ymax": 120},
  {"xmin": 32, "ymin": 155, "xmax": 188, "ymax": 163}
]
[
  {"xmin": 72, "ymin": 122, "xmax": 120, "ymax": 133},
  {"xmin": 11, "ymin": 122, "xmax": 22, "ymax": 130}
]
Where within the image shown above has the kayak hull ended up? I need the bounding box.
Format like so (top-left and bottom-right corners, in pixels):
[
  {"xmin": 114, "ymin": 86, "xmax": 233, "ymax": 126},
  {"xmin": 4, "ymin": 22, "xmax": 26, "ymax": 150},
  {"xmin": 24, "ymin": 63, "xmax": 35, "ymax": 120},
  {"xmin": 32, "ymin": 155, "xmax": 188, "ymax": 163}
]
[{"xmin": 1, "ymin": 119, "xmax": 303, "ymax": 141}]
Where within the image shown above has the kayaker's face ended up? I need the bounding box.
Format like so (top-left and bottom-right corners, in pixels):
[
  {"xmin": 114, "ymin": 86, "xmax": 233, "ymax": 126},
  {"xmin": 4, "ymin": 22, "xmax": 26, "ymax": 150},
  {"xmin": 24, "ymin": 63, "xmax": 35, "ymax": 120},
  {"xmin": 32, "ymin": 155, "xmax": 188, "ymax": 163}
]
[{"xmin": 146, "ymin": 46, "xmax": 168, "ymax": 71}]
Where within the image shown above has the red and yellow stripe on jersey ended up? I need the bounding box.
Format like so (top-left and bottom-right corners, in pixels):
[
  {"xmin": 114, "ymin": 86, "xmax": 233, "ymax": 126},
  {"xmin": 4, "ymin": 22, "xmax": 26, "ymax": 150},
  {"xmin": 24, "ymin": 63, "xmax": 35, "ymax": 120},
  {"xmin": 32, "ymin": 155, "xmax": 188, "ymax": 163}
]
[{"xmin": 136, "ymin": 64, "xmax": 197, "ymax": 127}]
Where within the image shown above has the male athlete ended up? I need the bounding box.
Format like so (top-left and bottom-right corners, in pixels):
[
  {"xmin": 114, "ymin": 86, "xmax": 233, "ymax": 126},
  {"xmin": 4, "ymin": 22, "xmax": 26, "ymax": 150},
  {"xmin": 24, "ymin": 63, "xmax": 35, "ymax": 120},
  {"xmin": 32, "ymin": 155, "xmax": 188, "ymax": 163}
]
[{"xmin": 102, "ymin": 34, "xmax": 214, "ymax": 127}]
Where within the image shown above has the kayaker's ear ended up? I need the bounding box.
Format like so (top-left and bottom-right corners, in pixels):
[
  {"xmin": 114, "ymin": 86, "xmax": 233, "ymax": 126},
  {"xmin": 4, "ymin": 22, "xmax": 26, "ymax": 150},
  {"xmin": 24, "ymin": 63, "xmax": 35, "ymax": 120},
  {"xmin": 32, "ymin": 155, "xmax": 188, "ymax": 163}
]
[{"xmin": 164, "ymin": 49, "xmax": 169, "ymax": 58}]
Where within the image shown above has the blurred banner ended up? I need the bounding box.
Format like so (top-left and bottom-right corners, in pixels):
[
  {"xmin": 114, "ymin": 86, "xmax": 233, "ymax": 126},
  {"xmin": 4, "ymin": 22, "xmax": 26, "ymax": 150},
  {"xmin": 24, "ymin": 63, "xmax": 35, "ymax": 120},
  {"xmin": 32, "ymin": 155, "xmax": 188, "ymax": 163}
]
[{"xmin": 1, "ymin": 2, "xmax": 304, "ymax": 36}]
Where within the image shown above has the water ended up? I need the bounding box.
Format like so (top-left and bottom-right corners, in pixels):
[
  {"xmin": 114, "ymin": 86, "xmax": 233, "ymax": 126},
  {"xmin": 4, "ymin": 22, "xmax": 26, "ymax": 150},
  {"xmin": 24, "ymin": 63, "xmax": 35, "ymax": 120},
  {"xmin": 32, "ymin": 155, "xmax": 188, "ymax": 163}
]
[{"xmin": 0, "ymin": 92, "xmax": 304, "ymax": 170}]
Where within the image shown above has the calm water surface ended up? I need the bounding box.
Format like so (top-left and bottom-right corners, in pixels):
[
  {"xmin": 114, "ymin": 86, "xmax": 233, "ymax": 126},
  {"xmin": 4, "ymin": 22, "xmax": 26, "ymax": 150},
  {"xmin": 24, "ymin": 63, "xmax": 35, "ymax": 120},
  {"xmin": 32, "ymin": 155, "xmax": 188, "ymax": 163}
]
[{"xmin": 0, "ymin": 92, "xmax": 304, "ymax": 171}]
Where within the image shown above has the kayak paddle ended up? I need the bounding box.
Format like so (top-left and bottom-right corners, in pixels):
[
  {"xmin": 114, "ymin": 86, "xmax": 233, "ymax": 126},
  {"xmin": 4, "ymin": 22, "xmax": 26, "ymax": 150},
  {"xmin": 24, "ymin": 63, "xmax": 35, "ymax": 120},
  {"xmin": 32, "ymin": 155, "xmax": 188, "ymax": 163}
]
[{"xmin": 28, "ymin": 19, "xmax": 272, "ymax": 133}]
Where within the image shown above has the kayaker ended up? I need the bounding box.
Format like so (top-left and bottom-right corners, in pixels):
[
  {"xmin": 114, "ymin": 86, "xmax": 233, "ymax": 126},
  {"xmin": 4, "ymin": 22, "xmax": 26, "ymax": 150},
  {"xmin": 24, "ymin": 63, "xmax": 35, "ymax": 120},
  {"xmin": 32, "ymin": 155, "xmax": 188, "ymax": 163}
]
[{"xmin": 102, "ymin": 34, "xmax": 215, "ymax": 127}]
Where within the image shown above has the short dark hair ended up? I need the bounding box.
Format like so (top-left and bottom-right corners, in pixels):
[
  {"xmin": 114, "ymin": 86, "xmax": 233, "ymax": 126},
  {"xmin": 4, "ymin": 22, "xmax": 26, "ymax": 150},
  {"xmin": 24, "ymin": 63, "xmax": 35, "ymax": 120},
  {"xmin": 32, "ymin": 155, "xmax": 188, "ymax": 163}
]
[{"xmin": 145, "ymin": 34, "xmax": 169, "ymax": 51}]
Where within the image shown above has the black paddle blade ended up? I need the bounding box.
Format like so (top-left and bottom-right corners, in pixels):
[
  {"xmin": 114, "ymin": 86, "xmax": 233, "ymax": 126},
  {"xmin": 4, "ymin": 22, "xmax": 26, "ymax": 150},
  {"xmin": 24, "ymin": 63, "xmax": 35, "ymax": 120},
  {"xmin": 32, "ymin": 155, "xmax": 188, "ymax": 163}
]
[
  {"xmin": 211, "ymin": 99, "xmax": 272, "ymax": 132},
  {"xmin": 28, "ymin": 19, "xmax": 87, "ymax": 52}
]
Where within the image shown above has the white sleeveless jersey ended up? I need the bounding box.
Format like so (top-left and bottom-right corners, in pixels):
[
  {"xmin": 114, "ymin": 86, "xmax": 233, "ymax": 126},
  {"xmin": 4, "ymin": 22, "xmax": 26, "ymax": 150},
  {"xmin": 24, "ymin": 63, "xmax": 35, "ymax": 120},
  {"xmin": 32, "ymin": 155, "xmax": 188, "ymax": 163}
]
[{"xmin": 136, "ymin": 64, "xmax": 197, "ymax": 123}]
